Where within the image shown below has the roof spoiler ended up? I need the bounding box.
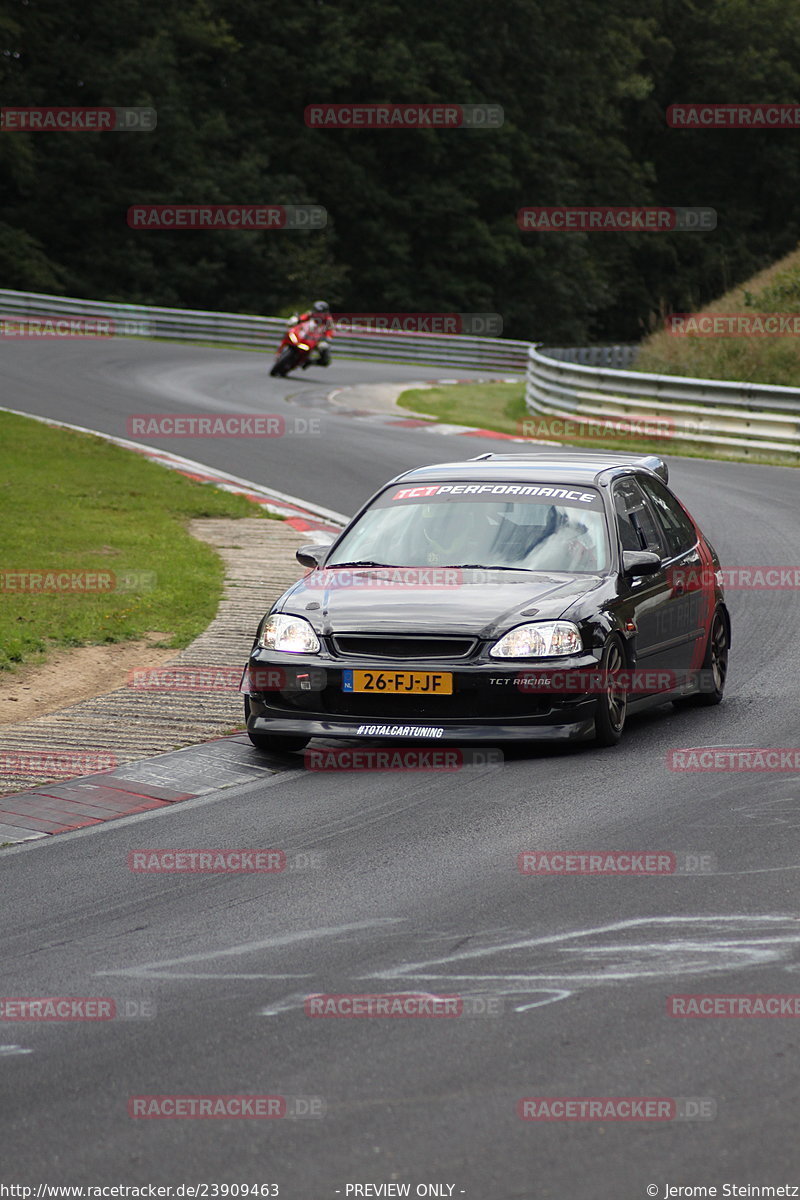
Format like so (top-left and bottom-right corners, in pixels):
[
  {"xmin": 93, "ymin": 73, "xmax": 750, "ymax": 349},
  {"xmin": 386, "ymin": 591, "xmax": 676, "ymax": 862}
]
[
  {"xmin": 593, "ymin": 455, "xmax": 670, "ymax": 484},
  {"xmin": 468, "ymin": 450, "xmax": 669, "ymax": 484},
  {"xmin": 634, "ymin": 455, "xmax": 669, "ymax": 484}
]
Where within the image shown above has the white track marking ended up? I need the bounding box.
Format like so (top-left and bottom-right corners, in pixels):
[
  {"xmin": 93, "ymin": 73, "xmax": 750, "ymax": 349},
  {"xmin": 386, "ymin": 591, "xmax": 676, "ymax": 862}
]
[
  {"xmin": 366, "ymin": 915, "xmax": 800, "ymax": 986},
  {"xmin": 257, "ymin": 989, "xmax": 573, "ymax": 1017},
  {"xmin": 96, "ymin": 918, "xmax": 404, "ymax": 979},
  {"xmin": 259, "ymin": 917, "xmax": 800, "ymax": 1020},
  {"xmin": 258, "ymin": 993, "xmax": 314, "ymax": 1017},
  {"xmin": 119, "ymin": 972, "xmax": 317, "ymax": 981},
  {"xmin": 513, "ymin": 990, "xmax": 573, "ymax": 1012}
]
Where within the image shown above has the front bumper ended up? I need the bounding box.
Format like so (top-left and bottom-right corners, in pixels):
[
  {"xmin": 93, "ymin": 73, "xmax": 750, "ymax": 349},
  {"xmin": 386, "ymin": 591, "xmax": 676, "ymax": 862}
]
[{"xmin": 244, "ymin": 649, "xmax": 603, "ymax": 743}]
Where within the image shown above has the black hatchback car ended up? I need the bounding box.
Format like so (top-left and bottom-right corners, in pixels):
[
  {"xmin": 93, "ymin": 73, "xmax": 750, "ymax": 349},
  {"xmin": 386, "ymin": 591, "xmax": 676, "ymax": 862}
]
[{"xmin": 243, "ymin": 451, "xmax": 730, "ymax": 751}]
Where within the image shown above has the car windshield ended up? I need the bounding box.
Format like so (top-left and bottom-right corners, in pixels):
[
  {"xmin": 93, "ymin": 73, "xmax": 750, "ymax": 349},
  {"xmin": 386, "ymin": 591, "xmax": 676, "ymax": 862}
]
[{"xmin": 327, "ymin": 481, "xmax": 610, "ymax": 573}]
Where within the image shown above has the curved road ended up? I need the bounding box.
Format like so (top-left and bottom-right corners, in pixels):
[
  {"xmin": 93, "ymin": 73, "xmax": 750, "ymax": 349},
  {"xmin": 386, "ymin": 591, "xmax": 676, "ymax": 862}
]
[{"xmin": 2, "ymin": 340, "xmax": 800, "ymax": 1197}]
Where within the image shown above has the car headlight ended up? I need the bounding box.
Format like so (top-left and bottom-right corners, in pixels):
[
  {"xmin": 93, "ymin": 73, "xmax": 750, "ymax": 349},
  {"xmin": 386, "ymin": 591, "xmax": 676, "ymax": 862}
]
[
  {"xmin": 489, "ymin": 621, "xmax": 582, "ymax": 659},
  {"xmin": 258, "ymin": 612, "xmax": 321, "ymax": 654}
]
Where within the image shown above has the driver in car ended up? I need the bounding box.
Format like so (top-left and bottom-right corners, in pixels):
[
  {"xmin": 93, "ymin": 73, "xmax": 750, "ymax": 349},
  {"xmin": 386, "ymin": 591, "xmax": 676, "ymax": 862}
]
[{"xmin": 417, "ymin": 502, "xmax": 597, "ymax": 570}]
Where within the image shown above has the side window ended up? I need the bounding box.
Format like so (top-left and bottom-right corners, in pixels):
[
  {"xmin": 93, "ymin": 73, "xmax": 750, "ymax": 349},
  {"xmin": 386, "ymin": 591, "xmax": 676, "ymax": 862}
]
[
  {"xmin": 638, "ymin": 476, "xmax": 697, "ymax": 558},
  {"xmin": 612, "ymin": 477, "xmax": 667, "ymax": 557},
  {"xmin": 613, "ymin": 490, "xmax": 641, "ymax": 551}
]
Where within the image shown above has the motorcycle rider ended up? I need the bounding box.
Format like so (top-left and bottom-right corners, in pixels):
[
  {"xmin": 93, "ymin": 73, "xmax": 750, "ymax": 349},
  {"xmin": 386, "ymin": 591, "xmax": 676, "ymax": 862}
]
[{"xmin": 285, "ymin": 300, "xmax": 334, "ymax": 368}]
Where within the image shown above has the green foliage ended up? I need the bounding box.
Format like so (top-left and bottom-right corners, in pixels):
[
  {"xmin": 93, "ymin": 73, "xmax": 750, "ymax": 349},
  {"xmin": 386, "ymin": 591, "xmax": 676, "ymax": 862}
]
[
  {"xmin": 3, "ymin": 0, "xmax": 800, "ymax": 340},
  {"xmin": 637, "ymin": 243, "xmax": 800, "ymax": 385},
  {"xmin": 756, "ymin": 267, "xmax": 800, "ymax": 309}
]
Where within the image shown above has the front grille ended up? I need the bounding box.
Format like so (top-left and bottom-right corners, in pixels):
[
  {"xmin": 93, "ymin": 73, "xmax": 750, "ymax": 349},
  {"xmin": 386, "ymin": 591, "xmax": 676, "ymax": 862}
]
[{"xmin": 331, "ymin": 634, "xmax": 476, "ymax": 659}]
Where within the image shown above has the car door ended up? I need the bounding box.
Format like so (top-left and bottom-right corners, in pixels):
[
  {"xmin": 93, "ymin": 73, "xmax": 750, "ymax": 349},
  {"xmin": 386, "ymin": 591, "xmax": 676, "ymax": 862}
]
[
  {"xmin": 636, "ymin": 474, "xmax": 711, "ymax": 672},
  {"xmin": 611, "ymin": 475, "xmax": 691, "ymax": 685}
]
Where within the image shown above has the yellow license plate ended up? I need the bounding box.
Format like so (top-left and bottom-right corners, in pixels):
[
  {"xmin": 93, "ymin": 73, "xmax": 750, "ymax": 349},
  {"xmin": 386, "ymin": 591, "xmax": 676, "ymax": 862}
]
[{"xmin": 343, "ymin": 669, "xmax": 453, "ymax": 695}]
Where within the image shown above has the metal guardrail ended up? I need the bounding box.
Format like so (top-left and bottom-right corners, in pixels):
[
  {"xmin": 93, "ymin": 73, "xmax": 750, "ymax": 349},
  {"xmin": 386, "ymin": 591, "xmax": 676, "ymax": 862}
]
[
  {"xmin": 2, "ymin": 288, "xmax": 797, "ymax": 457},
  {"xmin": 0, "ymin": 288, "xmax": 530, "ymax": 371},
  {"xmin": 527, "ymin": 344, "xmax": 800, "ymax": 459},
  {"xmin": 534, "ymin": 344, "xmax": 639, "ymax": 369}
]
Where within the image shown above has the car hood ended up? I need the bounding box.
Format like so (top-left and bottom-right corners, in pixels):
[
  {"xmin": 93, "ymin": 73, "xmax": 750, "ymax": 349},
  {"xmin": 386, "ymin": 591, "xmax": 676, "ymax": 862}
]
[{"xmin": 277, "ymin": 568, "xmax": 604, "ymax": 639}]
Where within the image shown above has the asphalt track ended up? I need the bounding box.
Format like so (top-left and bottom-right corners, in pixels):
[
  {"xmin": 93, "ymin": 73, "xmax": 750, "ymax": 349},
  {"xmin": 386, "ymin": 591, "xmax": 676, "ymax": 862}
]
[{"xmin": 2, "ymin": 340, "xmax": 800, "ymax": 1197}]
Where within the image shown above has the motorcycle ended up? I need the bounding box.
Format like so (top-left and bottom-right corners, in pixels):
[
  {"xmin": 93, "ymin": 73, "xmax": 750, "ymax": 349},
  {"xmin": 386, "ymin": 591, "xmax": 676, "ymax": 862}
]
[{"xmin": 270, "ymin": 317, "xmax": 332, "ymax": 377}]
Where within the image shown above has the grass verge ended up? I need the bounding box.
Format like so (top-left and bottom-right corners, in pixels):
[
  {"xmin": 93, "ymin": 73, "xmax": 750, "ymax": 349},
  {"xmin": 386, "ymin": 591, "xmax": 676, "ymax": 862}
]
[
  {"xmin": 398, "ymin": 382, "xmax": 799, "ymax": 468},
  {"xmin": 636, "ymin": 243, "xmax": 800, "ymax": 386},
  {"xmin": 0, "ymin": 411, "xmax": 277, "ymax": 672}
]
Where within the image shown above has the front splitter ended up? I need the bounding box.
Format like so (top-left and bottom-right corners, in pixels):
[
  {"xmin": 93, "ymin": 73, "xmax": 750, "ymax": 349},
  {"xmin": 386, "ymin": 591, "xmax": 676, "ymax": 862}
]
[{"xmin": 249, "ymin": 712, "xmax": 597, "ymax": 743}]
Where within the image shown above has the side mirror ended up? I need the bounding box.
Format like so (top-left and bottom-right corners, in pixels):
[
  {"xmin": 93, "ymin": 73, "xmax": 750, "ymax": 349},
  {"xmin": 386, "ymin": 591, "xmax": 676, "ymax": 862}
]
[
  {"xmin": 622, "ymin": 550, "xmax": 662, "ymax": 577},
  {"xmin": 296, "ymin": 545, "xmax": 328, "ymax": 570}
]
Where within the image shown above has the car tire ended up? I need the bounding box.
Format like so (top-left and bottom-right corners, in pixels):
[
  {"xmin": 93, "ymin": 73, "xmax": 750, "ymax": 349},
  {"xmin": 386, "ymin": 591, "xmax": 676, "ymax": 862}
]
[
  {"xmin": 673, "ymin": 607, "xmax": 728, "ymax": 709},
  {"xmin": 244, "ymin": 696, "xmax": 309, "ymax": 754},
  {"xmin": 593, "ymin": 636, "xmax": 627, "ymax": 747}
]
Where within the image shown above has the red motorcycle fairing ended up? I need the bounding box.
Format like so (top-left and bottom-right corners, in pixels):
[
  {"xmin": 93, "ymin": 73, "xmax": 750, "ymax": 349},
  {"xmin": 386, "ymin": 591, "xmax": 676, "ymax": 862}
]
[{"xmin": 270, "ymin": 317, "xmax": 331, "ymax": 377}]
